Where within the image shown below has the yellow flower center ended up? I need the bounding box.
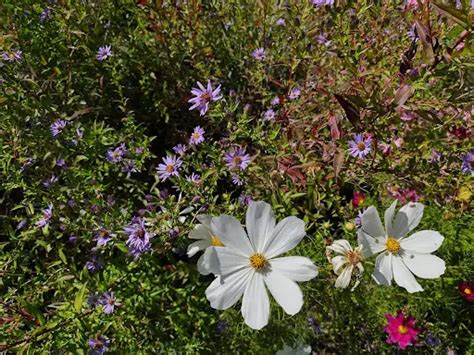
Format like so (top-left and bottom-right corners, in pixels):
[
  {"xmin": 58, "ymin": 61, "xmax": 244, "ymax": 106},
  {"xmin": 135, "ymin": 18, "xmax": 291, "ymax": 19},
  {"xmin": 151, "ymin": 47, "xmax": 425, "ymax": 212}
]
[
  {"xmin": 464, "ymin": 287, "xmax": 472, "ymax": 295},
  {"xmin": 166, "ymin": 164, "xmax": 175, "ymax": 173},
  {"xmin": 386, "ymin": 238, "xmax": 400, "ymax": 254},
  {"xmin": 357, "ymin": 142, "xmax": 366, "ymax": 151},
  {"xmin": 192, "ymin": 132, "xmax": 200, "ymax": 139},
  {"xmin": 201, "ymin": 92, "xmax": 211, "ymax": 102},
  {"xmin": 346, "ymin": 250, "xmax": 362, "ymax": 266},
  {"xmin": 249, "ymin": 253, "xmax": 267, "ymax": 270},
  {"xmin": 210, "ymin": 235, "xmax": 224, "ymax": 247},
  {"xmin": 398, "ymin": 325, "xmax": 408, "ymax": 334}
]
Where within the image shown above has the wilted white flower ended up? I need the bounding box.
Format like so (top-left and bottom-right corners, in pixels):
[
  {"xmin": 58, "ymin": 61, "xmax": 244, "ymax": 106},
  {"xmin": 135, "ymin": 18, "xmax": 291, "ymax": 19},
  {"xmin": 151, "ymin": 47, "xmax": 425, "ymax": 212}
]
[
  {"xmin": 326, "ymin": 239, "xmax": 364, "ymax": 290},
  {"xmin": 357, "ymin": 201, "xmax": 445, "ymax": 293},
  {"xmin": 276, "ymin": 344, "xmax": 312, "ymax": 355}
]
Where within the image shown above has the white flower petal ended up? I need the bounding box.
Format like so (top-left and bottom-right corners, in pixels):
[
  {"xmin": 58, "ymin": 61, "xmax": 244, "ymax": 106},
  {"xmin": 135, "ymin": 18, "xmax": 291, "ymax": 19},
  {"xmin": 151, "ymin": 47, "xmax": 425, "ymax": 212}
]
[
  {"xmin": 401, "ymin": 252, "xmax": 445, "ymax": 279},
  {"xmin": 205, "ymin": 269, "xmax": 253, "ymax": 310},
  {"xmin": 384, "ymin": 200, "xmax": 398, "ymax": 236},
  {"xmin": 206, "ymin": 247, "xmax": 249, "ymax": 276},
  {"xmin": 196, "ymin": 214, "xmax": 212, "ymax": 228},
  {"xmin": 400, "ymin": 230, "xmax": 444, "ymax": 253},
  {"xmin": 197, "ymin": 253, "xmax": 211, "ymax": 275},
  {"xmin": 241, "ymin": 272, "xmax": 270, "ymax": 330},
  {"xmin": 372, "ymin": 252, "xmax": 393, "ymax": 286},
  {"xmin": 269, "ymin": 256, "xmax": 318, "ymax": 282},
  {"xmin": 335, "ymin": 265, "xmax": 353, "ymax": 289},
  {"xmin": 197, "ymin": 247, "xmax": 222, "ymax": 275},
  {"xmin": 211, "ymin": 215, "xmax": 254, "ymax": 257},
  {"xmin": 187, "ymin": 239, "xmax": 210, "ymax": 257},
  {"xmin": 189, "ymin": 224, "xmax": 212, "ymax": 240},
  {"xmin": 246, "ymin": 201, "xmax": 276, "ymax": 252},
  {"xmin": 357, "ymin": 230, "xmax": 386, "ymax": 257},
  {"xmin": 392, "ymin": 202, "xmax": 424, "ymax": 238},
  {"xmin": 330, "ymin": 255, "xmax": 348, "ymax": 274},
  {"xmin": 263, "ymin": 216, "xmax": 306, "ymax": 259},
  {"xmin": 327, "ymin": 239, "xmax": 352, "ymax": 254},
  {"xmin": 361, "ymin": 206, "xmax": 385, "ymax": 239},
  {"xmin": 392, "ymin": 255, "xmax": 423, "ymax": 293},
  {"xmin": 264, "ymin": 270, "xmax": 303, "ymax": 315}
]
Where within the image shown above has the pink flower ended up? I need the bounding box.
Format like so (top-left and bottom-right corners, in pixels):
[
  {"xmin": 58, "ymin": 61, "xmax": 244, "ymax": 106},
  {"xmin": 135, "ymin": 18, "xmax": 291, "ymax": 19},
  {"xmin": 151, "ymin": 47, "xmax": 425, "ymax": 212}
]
[
  {"xmin": 384, "ymin": 311, "xmax": 421, "ymax": 350},
  {"xmin": 352, "ymin": 191, "xmax": 366, "ymax": 208}
]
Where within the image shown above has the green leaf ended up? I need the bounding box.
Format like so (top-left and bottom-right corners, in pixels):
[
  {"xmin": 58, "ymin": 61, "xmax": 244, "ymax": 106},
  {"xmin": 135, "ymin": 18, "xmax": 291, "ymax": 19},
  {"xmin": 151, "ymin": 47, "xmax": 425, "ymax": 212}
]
[
  {"xmin": 432, "ymin": 2, "xmax": 469, "ymax": 29},
  {"xmin": 58, "ymin": 248, "xmax": 67, "ymax": 264},
  {"xmin": 115, "ymin": 242, "xmax": 129, "ymax": 253},
  {"xmin": 74, "ymin": 283, "xmax": 87, "ymax": 312}
]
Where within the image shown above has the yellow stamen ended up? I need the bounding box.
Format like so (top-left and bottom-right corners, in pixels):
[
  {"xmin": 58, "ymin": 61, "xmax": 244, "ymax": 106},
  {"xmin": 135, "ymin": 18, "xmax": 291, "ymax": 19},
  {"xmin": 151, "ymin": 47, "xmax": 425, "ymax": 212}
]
[
  {"xmin": 249, "ymin": 253, "xmax": 267, "ymax": 270},
  {"xmin": 464, "ymin": 288, "xmax": 472, "ymax": 295},
  {"xmin": 386, "ymin": 238, "xmax": 400, "ymax": 254},
  {"xmin": 210, "ymin": 235, "xmax": 224, "ymax": 247},
  {"xmin": 398, "ymin": 325, "xmax": 408, "ymax": 334},
  {"xmin": 357, "ymin": 142, "xmax": 366, "ymax": 151},
  {"xmin": 166, "ymin": 164, "xmax": 175, "ymax": 173},
  {"xmin": 346, "ymin": 250, "xmax": 362, "ymax": 266}
]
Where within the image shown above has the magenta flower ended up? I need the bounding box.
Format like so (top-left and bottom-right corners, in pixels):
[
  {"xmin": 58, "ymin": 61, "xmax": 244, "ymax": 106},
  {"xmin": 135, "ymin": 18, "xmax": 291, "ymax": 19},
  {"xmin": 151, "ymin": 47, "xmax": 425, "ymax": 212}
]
[
  {"xmin": 189, "ymin": 126, "xmax": 205, "ymax": 145},
  {"xmin": 50, "ymin": 119, "xmax": 68, "ymax": 137},
  {"xmin": 157, "ymin": 155, "xmax": 182, "ymax": 181},
  {"xmin": 348, "ymin": 133, "xmax": 372, "ymax": 159},
  {"xmin": 461, "ymin": 151, "xmax": 474, "ymax": 176},
  {"xmin": 188, "ymin": 80, "xmax": 222, "ymax": 116},
  {"xmin": 96, "ymin": 45, "xmax": 113, "ymax": 61},
  {"xmin": 172, "ymin": 143, "xmax": 187, "ymax": 155},
  {"xmin": 252, "ymin": 47, "xmax": 266, "ymax": 61},
  {"xmin": 384, "ymin": 311, "xmax": 421, "ymax": 350},
  {"xmin": 35, "ymin": 204, "xmax": 53, "ymax": 228},
  {"xmin": 223, "ymin": 147, "xmax": 251, "ymax": 171},
  {"xmin": 2, "ymin": 50, "xmax": 22, "ymax": 62}
]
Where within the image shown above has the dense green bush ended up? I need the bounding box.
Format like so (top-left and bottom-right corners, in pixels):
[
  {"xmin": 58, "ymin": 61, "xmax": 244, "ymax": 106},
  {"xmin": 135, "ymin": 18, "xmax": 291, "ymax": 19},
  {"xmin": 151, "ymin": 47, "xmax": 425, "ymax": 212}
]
[{"xmin": 0, "ymin": 0, "xmax": 473, "ymax": 353}]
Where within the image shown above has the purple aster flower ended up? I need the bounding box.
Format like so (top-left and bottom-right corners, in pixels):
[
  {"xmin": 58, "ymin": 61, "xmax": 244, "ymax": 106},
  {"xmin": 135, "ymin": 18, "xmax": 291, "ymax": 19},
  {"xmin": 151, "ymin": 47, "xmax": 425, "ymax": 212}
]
[
  {"xmin": 2, "ymin": 50, "xmax": 22, "ymax": 62},
  {"xmin": 461, "ymin": 151, "xmax": 474, "ymax": 176},
  {"xmin": 99, "ymin": 292, "xmax": 120, "ymax": 315},
  {"xmin": 169, "ymin": 227, "xmax": 179, "ymax": 238},
  {"xmin": 189, "ymin": 126, "xmax": 205, "ymax": 145},
  {"xmin": 354, "ymin": 208, "xmax": 366, "ymax": 227},
  {"xmin": 252, "ymin": 47, "xmax": 266, "ymax": 61},
  {"xmin": 348, "ymin": 133, "xmax": 372, "ymax": 159},
  {"xmin": 188, "ymin": 80, "xmax": 223, "ymax": 116},
  {"xmin": 56, "ymin": 159, "xmax": 66, "ymax": 167},
  {"xmin": 313, "ymin": 0, "xmax": 334, "ymax": 7},
  {"xmin": 96, "ymin": 45, "xmax": 113, "ymax": 61},
  {"xmin": 43, "ymin": 175, "xmax": 58, "ymax": 188},
  {"xmin": 238, "ymin": 194, "xmax": 252, "ymax": 206},
  {"xmin": 106, "ymin": 144, "xmax": 126, "ymax": 163},
  {"xmin": 223, "ymin": 147, "xmax": 251, "ymax": 171},
  {"xmin": 50, "ymin": 119, "xmax": 67, "ymax": 137},
  {"xmin": 122, "ymin": 159, "xmax": 137, "ymax": 177},
  {"xmin": 35, "ymin": 204, "xmax": 53, "ymax": 228},
  {"xmin": 86, "ymin": 253, "xmax": 103, "ymax": 273},
  {"xmin": 186, "ymin": 172, "xmax": 201, "ymax": 183},
  {"xmin": 40, "ymin": 8, "xmax": 51, "ymax": 22},
  {"xmin": 263, "ymin": 108, "xmax": 276, "ymax": 121},
  {"xmin": 276, "ymin": 18, "xmax": 286, "ymax": 26},
  {"xmin": 216, "ymin": 320, "xmax": 228, "ymax": 333},
  {"xmin": 88, "ymin": 336, "xmax": 111, "ymax": 355},
  {"xmin": 425, "ymin": 333, "xmax": 441, "ymax": 347},
  {"xmin": 430, "ymin": 149, "xmax": 442, "ymax": 163},
  {"xmin": 231, "ymin": 174, "xmax": 244, "ymax": 186},
  {"xmin": 16, "ymin": 220, "xmax": 28, "ymax": 230},
  {"xmin": 308, "ymin": 317, "xmax": 322, "ymax": 333},
  {"xmin": 124, "ymin": 217, "xmax": 155, "ymax": 258},
  {"xmin": 271, "ymin": 96, "xmax": 281, "ymax": 106},
  {"xmin": 288, "ymin": 86, "xmax": 301, "ymax": 100},
  {"xmin": 87, "ymin": 292, "xmax": 101, "ymax": 307},
  {"xmin": 156, "ymin": 155, "xmax": 182, "ymax": 181},
  {"xmin": 94, "ymin": 228, "xmax": 116, "ymax": 247},
  {"xmin": 317, "ymin": 34, "xmax": 332, "ymax": 46},
  {"xmin": 135, "ymin": 147, "xmax": 144, "ymax": 154},
  {"xmin": 172, "ymin": 143, "xmax": 187, "ymax": 155}
]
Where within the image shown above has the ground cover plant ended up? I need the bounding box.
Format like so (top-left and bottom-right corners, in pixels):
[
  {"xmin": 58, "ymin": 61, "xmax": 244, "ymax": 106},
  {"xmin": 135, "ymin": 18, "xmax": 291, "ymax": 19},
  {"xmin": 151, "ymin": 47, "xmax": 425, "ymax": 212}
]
[{"xmin": 0, "ymin": 0, "xmax": 473, "ymax": 353}]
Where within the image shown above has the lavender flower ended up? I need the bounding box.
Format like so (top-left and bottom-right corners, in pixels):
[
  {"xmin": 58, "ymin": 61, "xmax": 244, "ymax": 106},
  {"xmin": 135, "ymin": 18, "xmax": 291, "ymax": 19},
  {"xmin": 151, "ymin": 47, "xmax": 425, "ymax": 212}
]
[
  {"xmin": 122, "ymin": 159, "xmax": 137, "ymax": 176},
  {"xmin": 86, "ymin": 253, "xmax": 103, "ymax": 273},
  {"xmin": 224, "ymin": 147, "xmax": 251, "ymax": 171},
  {"xmin": 430, "ymin": 149, "xmax": 442, "ymax": 163},
  {"xmin": 263, "ymin": 109, "xmax": 276, "ymax": 121},
  {"xmin": 40, "ymin": 8, "xmax": 51, "ymax": 22},
  {"xmin": 252, "ymin": 47, "xmax": 266, "ymax": 61},
  {"xmin": 124, "ymin": 217, "xmax": 155, "ymax": 258},
  {"xmin": 99, "ymin": 292, "xmax": 120, "ymax": 314},
  {"xmin": 56, "ymin": 159, "xmax": 66, "ymax": 168},
  {"xmin": 94, "ymin": 228, "xmax": 116, "ymax": 247},
  {"xmin": 271, "ymin": 96, "xmax": 281, "ymax": 106},
  {"xmin": 16, "ymin": 220, "xmax": 28, "ymax": 230},
  {"xmin": 43, "ymin": 175, "xmax": 58, "ymax": 188},
  {"xmin": 88, "ymin": 336, "xmax": 111, "ymax": 355},
  {"xmin": 216, "ymin": 320, "xmax": 228, "ymax": 333},
  {"xmin": 313, "ymin": 0, "xmax": 334, "ymax": 7},
  {"xmin": 317, "ymin": 34, "xmax": 332, "ymax": 46},
  {"xmin": 348, "ymin": 134, "xmax": 372, "ymax": 159},
  {"xmin": 185, "ymin": 172, "xmax": 201, "ymax": 183},
  {"xmin": 238, "ymin": 194, "xmax": 252, "ymax": 206},
  {"xmin": 87, "ymin": 292, "xmax": 101, "ymax": 307},
  {"xmin": 288, "ymin": 86, "xmax": 301, "ymax": 100},
  {"xmin": 461, "ymin": 151, "xmax": 474, "ymax": 176},
  {"xmin": 35, "ymin": 204, "xmax": 53, "ymax": 228},
  {"xmin": 50, "ymin": 119, "xmax": 67, "ymax": 137},
  {"xmin": 172, "ymin": 144, "xmax": 187, "ymax": 155},
  {"xmin": 96, "ymin": 45, "xmax": 113, "ymax": 61},
  {"xmin": 106, "ymin": 144, "xmax": 126, "ymax": 163},
  {"xmin": 2, "ymin": 50, "xmax": 22, "ymax": 62},
  {"xmin": 276, "ymin": 18, "xmax": 286, "ymax": 26},
  {"xmin": 231, "ymin": 174, "xmax": 244, "ymax": 186},
  {"xmin": 188, "ymin": 80, "xmax": 223, "ymax": 116},
  {"xmin": 156, "ymin": 155, "xmax": 182, "ymax": 181},
  {"xmin": 189, "ymin": 126, "xmax": 205, "ymax": 145}
]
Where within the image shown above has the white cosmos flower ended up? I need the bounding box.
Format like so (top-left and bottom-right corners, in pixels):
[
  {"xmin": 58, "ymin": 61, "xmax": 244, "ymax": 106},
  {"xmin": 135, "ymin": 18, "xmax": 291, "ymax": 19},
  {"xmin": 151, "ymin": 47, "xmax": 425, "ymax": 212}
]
[
  {"xmin": 276, "ymin": 344, "xmax": 312, "ymax": 355},
  {"xmin": 357, "ymin": 200, "xmax": 445, "ymax": 293},
  {"xmin": 326, "ymin": 239, "xmax": 364, "ymax": 290},
  {"xmin": 205, "ymin": 201, "xmax": 318, "ymax": 330},
  {"xmin": 187, "ymin": 215, "xmax": 225, "ymax": 275}
]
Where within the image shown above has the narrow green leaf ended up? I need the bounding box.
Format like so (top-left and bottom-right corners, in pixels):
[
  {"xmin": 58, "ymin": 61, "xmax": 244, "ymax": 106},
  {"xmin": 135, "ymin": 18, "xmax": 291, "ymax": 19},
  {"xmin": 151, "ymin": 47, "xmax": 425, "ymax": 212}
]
[{"xmin": 74, "ymin": 283, "xmax": 87, "ymax": 312}]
